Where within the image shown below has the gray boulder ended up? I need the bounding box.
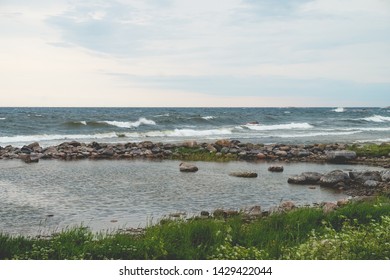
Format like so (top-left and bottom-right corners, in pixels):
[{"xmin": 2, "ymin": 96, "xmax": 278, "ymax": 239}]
[
  {"xmin": 229, "ymin": 172, "xmax": 258, "ymax": 178},
  {"xmin": 320, "ymin": 170, "xmax": 350, "ymax": 187},
  {"xmin": 326, "ymin": 150, "xmax": 357, "ymax": 163},
  {"xmin": 179, "ymin": 162, "xmax": 199, "ymax": 172},
  {"xmin": 288, "ymin": 172, "xmax": 323, "ymax": 184},
  {"xmin": 349, "ymin": 171, "xmax": 382, "ymax": 183},
  {"xmin": 268, "ymin": 165, "xmax": 284, "ymax": 172},
  {"xmin": 364, "ymin": 180, "xmax": 380, "ymax": 188},
  {"xmin": 381, "ymin": 170, "xmax": 390, "ymax": 182}
]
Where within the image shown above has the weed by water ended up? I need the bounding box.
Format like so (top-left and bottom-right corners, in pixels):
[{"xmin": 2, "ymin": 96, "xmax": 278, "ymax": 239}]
[{"xmin": 2, "ymin": 196, "xmax": 390, "ymax": 260}]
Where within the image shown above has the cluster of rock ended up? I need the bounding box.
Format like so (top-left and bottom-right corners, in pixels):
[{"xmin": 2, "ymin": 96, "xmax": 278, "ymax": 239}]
[
  {"xmin": 1, "ymin": 139, "xmax": 388, "ymax": 166},
  {"xmin": 288, "ymin": 170, "xmax": 390, "ymax": 196}
]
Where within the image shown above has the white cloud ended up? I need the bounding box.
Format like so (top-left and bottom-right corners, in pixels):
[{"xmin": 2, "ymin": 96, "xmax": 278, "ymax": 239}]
[{"xmin": 0, "ymin": 0, "xmax": 389, "ymax": 106}]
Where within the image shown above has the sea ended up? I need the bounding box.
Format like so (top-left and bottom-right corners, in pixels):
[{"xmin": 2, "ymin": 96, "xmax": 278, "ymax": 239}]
[
  {"xmin": 1, "ymin": 107, "xmax": 389, "ymax": 235},
  {"xmin": 0, "ymin": 107, "xmax": 389, "ymax": 148}
]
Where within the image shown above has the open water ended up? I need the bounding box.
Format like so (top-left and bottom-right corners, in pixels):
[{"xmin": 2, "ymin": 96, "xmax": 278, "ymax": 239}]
[{"xmin": 0, "ymin": 107, "xmax": 389, "ymax": 147}]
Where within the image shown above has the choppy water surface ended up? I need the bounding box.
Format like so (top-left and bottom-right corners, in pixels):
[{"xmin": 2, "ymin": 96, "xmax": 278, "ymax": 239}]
[
  {"xmin": 0, "ymin": 107, "xmax": 389, "ymax": 147},
  {"xmin": 0, "ymin": 160, "xmax": 382, "ymax": 236}
]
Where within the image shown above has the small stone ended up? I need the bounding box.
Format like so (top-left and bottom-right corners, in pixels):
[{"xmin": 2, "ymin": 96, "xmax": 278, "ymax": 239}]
[
  {"xmin": 229, "ymin": 172, "xmax": 258, "ymax": 178},
  {"xmin": 268, "ymin": 165, "xmax": 284, "ymax": 172},
  {"xmin": 179, "ymin": 162, "xmax": 198, "ymax": 172}
]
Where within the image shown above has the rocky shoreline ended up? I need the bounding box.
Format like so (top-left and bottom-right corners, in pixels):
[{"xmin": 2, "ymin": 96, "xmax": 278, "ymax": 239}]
[{"xmin": 1, "ymin": 139, "xmax": 389, "ymax": 166}]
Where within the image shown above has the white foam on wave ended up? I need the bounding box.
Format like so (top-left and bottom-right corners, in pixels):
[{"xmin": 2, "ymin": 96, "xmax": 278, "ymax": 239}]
[
  {"xmin": 0, "ymin": 117, "xmax": 5, "ymax": 120},
  {"xmin": 137, "ymin": 128, "xmax": 233, "ymax": 138},
  {"xmin": 100, "ymin": 117, "xmax": 156, "ymax": 128},
  {"xmin": 202, "ymin": 116, "xmax": 215, "ymax": 120},
  {"xmin": 332, "ymin": 107, "xmax": 345, "ymax": 113},
  {"xmin": 243, "ymin": 122, "xmax": 313, "ymax": 131},
  {"xmin": 278, "ymin": 131, "xmax": 361, "ymax": 138},
  {"xmin": 0, "ymin": 132, "xmax": 120, "ymax": 145},
  {"xmin": 361, "ymin": 115, "xmax": 390, "ymax": 122}
]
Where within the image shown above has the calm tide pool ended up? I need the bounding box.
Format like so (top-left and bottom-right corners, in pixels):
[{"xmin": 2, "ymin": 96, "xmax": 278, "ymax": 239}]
[{"xmin": 0, "ymin": 159, "xmax": 381, "ymax": 236}]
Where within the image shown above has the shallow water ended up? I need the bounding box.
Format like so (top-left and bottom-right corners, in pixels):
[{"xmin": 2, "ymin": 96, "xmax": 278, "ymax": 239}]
[{"xmin": 0, "ymin": 159, "xmax": 381, "ymax": 236}]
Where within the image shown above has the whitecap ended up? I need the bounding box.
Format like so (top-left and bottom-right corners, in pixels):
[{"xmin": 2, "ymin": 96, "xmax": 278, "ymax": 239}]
[
  {"xmin": 0, "ymin": 132, "xmax": 120, "ymax": 145},
  {"xmin": 361, "ymin": 115, "xmax": 390, "ymax": 122},
  {"xmin": 201, "ymin": 116, "xmax": 215, "ymax": 120},
  {"xmin": 278, "ymin": 131, "xmax": 361, "ymax": 138},
  {"xmin": 100, "ymin": 117, "xmax": 156, "ymax": 128},
  {"xmin": 332, "ymin": 107, "xmax": 345, "ymax": 113},
  {"xmin": 244, "ymin": 122, "xmax": 313, "ymax": 131},
  {"xmin": 0, "ymin": 117, "xmax": 5, "ymax": 120}
]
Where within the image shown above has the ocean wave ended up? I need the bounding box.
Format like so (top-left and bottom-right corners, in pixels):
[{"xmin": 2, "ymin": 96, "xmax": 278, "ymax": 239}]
[
  {"xmin": 0, "ymin": 117, "xmax": 5, "ymax": 120},
  {"xmin": 243, "ymin": 122, "xmax": 313, "ymax": 131},
  {"xmin": 137, "ymin": 128, "xmax": 233, "ymax": 138},
  {"xmin": 354, "ymin": 138, "xmax": 390, "ymax": 143},
  {"xmin": 201, "ymin": 116, "xmax": 215, "ymax": 120},
  {"xmin": 332, "ymin": 107, "xmax": 345, "ymax": 113},
  {"xmin": 278, "ymin": 131, "xmax": 361, "ymax": 138},
  {"xmin": 99, "ymin": 118, "xmax": 156, "ymax": 128},
  {"xmin": 0, "ymin": 132, "xmax": 120, "ymax": 145},
  {"xmin": 361, "ymin": 115, "xmax": 390, "ymax": 122},
  {"xmin": 66, "ymin": 121, "xmax": 87, "ymax": 126}
]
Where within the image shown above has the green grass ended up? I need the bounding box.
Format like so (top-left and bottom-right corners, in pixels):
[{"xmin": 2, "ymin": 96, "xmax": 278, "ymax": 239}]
[
  {"xmin": 1, "ymin": 196, "xmax": 390, "ymax": 260},
  {"xmin": 347, "ymin": 143, "xmax": 390, "ymax": 157},
  {"xmin": 170, "ymin": 147, "xmax": 237, "ymax": 162}
]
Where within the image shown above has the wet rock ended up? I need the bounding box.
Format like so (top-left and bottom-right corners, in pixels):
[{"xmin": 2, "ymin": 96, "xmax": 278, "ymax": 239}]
[
  {"xmin": 248, "ymin": 205, "xmax": 262, "ymax": 217},
  {"xmin": 380, "ymin": 170, "xmax": 390, "ymax": 182},
  {"xmin": 215, "ymin": 139, "xmax": 231, "ymax": 147},
  {"xmin": 183, "ymin": 140, "xmax": 198, "ymax": 148},
  {"xmin": 279, "ymin": 201, "xmax": 296, "ymax": 212},
  {"xmin": 268, "ymin": 165, "xmax": 284, "ymax": 172},
  {"xmin": 206, "ymin": 144, "xmax": 217, "ymax": 153},
  {"xmin": 288, "ymin": 172, "xmax": 323, "ymax": 184},
  {"xmin": 179, "ymin": 162, "xmax": 198, "ymax": 172},
  {"xmin": 19, "ymin": 154, "xmax": 39, "ymax": 163},
  {"xmin": 320, "ymin": 170, "xmax": 350, "ymax": 188},
  {"xmin": 326, "ymin": 150, "xmax": 357, "ymax": 163},
  {"xmin": 200, "ymin": 211, "xmax": 210, "ymax": 217},
  {"xmin": 21, "ymin": 146, "xmax": 33, "ymax": 154},
  {"xmin": 229, "ymin": 172, "xmax": 258, "ymax": 178},
  {"xmin": 322, "ymin": 202, "xmax": 338, "ymax": 213},
  {"xmin": 364, "ymin": 180, "xmax": 380, "ymax": 188},
  {"xmin": 349, "ymin": 171, "xmax": 382, "ymax": 183},
  {"xmin": 257, "ymin": 153, "xmax": 266, "ymax": 160},
  {"xmin": 298, "ymin": 150, "xmax": 311, "ymax": 157},
  {"xmin": 275, "ymin": 150, "xmax": 288, "ymax": 157}
]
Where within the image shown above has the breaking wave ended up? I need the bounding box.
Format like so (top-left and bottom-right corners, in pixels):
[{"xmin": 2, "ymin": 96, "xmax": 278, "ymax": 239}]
[
  {"xmin": 361, "ymin": 115, "xmax": 390, "ymax": 122},
  {"xmin": 99, "ymin": 118, "xmax": 156, "ymax": 128},
  {"xmin": 243, "ymin": 122, "xmax": 313, "ymax": 131},
  {"xmin": 332, "ymin": 107, "xmax": 345, "ymax": 113}
]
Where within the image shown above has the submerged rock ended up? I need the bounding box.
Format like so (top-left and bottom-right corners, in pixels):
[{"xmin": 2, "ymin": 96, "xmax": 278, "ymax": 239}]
[
  {"xmin": 326, "ymin": 150, "xmax": 357, "ymax": 163},
  {"xmin": 288, "ymin": 172, "xmax": 323, "ymax": 184},
  {"xmin": 179, "ymin": 162, "xmax": 198, "ymax": 172},
  {"xmin": 319, "ymin": 170, "xmax": 350, "ymax": 188},
  {"xmin": 268, "ymin": 165, "xmax": 284, "ymax": 172},
  {"xmin": 229, "ymin": 172, "xmax": 258, "ymax": 178}
]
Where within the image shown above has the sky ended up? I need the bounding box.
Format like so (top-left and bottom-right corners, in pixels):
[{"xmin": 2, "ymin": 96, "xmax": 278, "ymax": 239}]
[{"xmin": 1, "ymin": 0, "xmax": 389, "ymax": 107}]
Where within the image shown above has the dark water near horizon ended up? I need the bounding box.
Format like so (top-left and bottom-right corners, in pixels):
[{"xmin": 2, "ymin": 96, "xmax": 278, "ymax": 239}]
[{"xmin": 0, "ymin": 107, "xmax": 389, "ymax": 147}]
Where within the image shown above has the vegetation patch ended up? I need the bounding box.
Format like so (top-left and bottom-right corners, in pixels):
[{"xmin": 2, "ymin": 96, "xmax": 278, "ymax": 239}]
[
  {"xmin": 347, "ymin": 143, "xmax": 390, "ymax": 157},
  {"xmin": 1, "ymin": 196, "xmax": 390, "ymax": 260}
]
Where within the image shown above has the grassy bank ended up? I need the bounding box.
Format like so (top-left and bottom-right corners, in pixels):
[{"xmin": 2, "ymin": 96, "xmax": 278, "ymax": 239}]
[
  {"xmin": 1, "ymin": 196, "xmax": 390, "ymax": 260},
  {"xmin": 347, "ymin": 143, "xmax": 390, "ymax": 157}
]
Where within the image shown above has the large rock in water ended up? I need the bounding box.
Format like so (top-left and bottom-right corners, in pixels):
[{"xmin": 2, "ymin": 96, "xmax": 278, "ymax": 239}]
[
  {"xmin": 179, "ymin": 162, "xmax": 198, "ymax": 172},
  {"xmin": 326, "ymin": 150, "xmax": 356, "ymax": 163},
  {"xmin": 229, "ymin": 172, "xmax": 258, "ymax": 178},
  {"xmin": 268, "ymin": 165, "xmax": 284, "ymax": 172},
  {"xmin": 288, "ymin": 172, "xmax": 323, "ymax": 184},
  {"xmin": 319, "ymin": 170, "xmax": 350, "ymax": 188},
  {"xmin": 349, "ymin": 171, "xmax": 382, "ymax": 183}
]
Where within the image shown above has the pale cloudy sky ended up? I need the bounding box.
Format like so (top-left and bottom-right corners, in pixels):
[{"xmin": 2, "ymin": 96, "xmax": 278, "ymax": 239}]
[{"xmin": 1, "ymin": 0, "xmax": 389, "ymax": 107}]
